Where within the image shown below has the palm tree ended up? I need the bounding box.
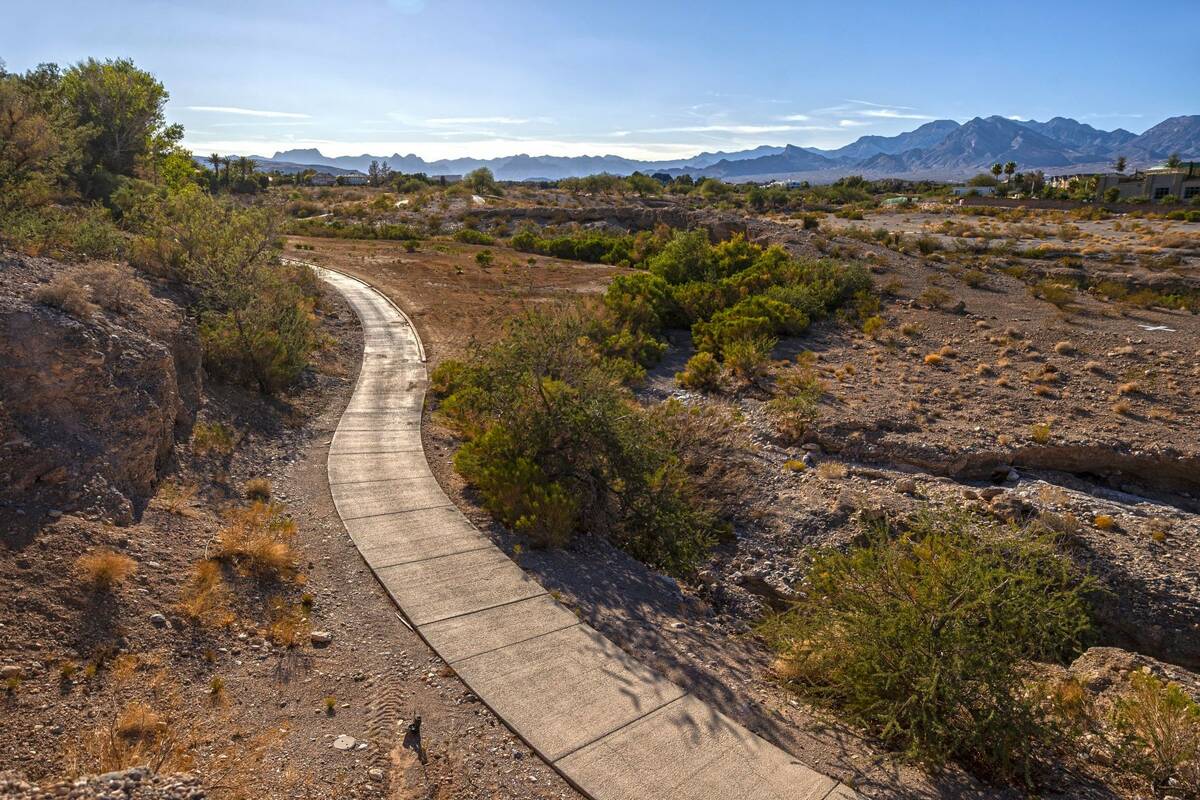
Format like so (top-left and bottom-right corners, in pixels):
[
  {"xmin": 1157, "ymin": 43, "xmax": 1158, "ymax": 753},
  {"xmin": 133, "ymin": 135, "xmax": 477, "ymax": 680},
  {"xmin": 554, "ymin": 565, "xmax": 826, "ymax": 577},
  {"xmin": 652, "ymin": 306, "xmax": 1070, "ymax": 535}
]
[
  {"xmin": 209, "ymin": 152, "xmax": 222, "ymax": 189},
  {"xmin": 221, "ymin": 157, "xmax": 232, "ymax": 186},
  {"xmin": 991, "ymin": 163, "xmax": 1003, "ymax": 178},
  {"xmin": 236, "ymin": 156, "xmax": 255, "ymax": 182},
  {"xmin": 1003, "ymin": 161, "xmax": 1016, "ymax": 179}
]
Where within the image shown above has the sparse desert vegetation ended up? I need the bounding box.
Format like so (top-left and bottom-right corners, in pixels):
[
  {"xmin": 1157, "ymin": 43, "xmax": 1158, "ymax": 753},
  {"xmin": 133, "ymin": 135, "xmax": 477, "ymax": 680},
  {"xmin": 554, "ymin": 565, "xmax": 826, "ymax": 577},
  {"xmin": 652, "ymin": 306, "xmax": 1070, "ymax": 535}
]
[{"xmin": 4, "ymin": 21, "xmax": 1200, "ymax": 800}]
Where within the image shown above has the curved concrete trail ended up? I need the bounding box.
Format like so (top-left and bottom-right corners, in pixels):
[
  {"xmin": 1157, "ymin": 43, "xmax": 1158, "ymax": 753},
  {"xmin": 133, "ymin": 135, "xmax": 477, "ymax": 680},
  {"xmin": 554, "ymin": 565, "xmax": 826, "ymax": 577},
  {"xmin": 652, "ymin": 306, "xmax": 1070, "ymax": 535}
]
[{"xmin": 320, "ymin": 266, "xmax": 855, "ymax": 800}]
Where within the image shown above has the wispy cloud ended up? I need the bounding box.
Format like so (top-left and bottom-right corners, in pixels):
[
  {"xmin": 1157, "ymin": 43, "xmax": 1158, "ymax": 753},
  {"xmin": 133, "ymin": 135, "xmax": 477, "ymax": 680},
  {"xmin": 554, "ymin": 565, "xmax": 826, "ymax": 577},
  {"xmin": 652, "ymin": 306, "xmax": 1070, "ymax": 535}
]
[
  {"xmin": 186, "ymin": 105, "xmax": 310, "ymax": 119},
  {"xmin": 838, "ymin": 119, "xmax": 870, "ymax": 127},
  {"xmin": 424, "ymin": 115, "xmax": 536, "ymax": 126},
  {"xmin": 858, "ymin": 108, "xmax": 933, "ymax": 120},
  {"xmin": 846, "ymin": 99, "xmax": 916, "ymax": 110},
  {"xmin": 642, "ymin": 123, "xmax": 834, "ymax": 134},
  {"xmin": 779, "ymin": 113, "xmax": 810, "ymax": 122}
]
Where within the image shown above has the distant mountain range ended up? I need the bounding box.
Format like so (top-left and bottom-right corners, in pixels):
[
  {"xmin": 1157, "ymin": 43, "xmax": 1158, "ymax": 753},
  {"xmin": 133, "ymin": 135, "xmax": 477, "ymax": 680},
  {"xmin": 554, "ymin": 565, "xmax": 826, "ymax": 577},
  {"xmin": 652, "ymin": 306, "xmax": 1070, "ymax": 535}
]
[{"xmin": 239, "ymin": 114, "xmax": 1199, "ymax": 183}]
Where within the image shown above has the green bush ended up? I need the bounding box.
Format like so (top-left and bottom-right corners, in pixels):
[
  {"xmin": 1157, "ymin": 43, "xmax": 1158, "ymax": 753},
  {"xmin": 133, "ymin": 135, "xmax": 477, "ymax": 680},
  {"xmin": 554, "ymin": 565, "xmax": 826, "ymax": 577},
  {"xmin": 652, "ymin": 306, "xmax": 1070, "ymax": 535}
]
[
  {"xmin": 602, "ymin": 271, "xmax": 678, "ymax": 332},
  {"xmin": 675, "ymin": 351, "xmax": 722, "ymax": 391},
  {"xmin": 692, "ymin": 296, "xmax": 807, "ymax": 355},
  {"xmin": 760, "ymin": 510, "xmax": 1094, "ymax": 782},
  {"xmin": 601, "ymin": 230, "xmax": 870, "ymax": 369},
  {"xmin": 432, "ymin": 309, "xmax": 721, "ymax": 575},
  {"xmin": 131, "ymin": 188, "xmax": 319, "ymax": 393},
  {"xmin": 721, "ymin": 335, "xmax": 776, "ymax": 386},
  {"xmin": 286, "ymin": 217, "xmax": 420, "ymax": 241},
  {"xmin": 453, "ymin": 227, "xmax": 494, "ymax": 245},
  {"xmin": 509, "ymin": 224, "xmax": 655, "ymax": 266}
]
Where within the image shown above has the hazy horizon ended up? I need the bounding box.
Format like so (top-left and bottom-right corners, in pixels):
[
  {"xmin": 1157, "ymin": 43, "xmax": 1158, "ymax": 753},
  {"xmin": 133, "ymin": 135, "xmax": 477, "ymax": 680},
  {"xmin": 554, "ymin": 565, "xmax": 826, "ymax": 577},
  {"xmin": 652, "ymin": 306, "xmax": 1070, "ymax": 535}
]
[{"xmin": 3, "ymin": 0, "xmax": 1197, "ymax": 162}]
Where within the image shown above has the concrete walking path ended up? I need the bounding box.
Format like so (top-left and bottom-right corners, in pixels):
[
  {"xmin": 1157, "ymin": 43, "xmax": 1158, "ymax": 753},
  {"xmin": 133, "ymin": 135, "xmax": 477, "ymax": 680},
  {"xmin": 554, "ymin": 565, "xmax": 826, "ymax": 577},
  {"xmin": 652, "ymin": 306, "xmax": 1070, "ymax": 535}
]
[{"xmin": 320, "ymin": 266, "xmax": 855, "ymax": 800}]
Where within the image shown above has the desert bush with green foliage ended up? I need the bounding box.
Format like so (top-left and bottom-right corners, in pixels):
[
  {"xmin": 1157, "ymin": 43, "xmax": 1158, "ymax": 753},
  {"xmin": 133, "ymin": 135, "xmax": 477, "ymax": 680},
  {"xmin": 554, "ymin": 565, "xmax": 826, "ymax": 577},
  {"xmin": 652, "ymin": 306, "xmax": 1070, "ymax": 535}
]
[
  {"xmin": 675, "ymin": 351, "xmax": 722, "ymax": 391},
  {"xmin": 604, "ymin": 230, "xmax": 870, "ymax": 364},
  {"xmin": 510, "ymin": 224, "xmax": 666, "ymax": 267},
  {"xmin": 760, "ymin": 510, "xmax": 1095, "ymax": 782},
  {"xmin": 430, "ymin": 308, "xmax": 723, "ymax": 575},
  {"xmin": 453, "ymin": 227, "xmax": 495, "ymax": 245},
  {"xmin": 285, "ymin": 216, "xmax": 420, "ymax": 241},
  {"xmin": 768, "ymin": 352, "xmax": 823, "ymax": 441},
  {"xmin": 130, "ymin": 188, "xmax": 319, "ymax": 393}
]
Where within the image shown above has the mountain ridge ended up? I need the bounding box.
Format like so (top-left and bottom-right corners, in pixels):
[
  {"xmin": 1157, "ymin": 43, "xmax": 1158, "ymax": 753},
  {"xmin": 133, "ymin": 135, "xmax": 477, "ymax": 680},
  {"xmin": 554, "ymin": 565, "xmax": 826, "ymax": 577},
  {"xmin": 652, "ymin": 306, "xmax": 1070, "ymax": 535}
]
[{"xmin": 236, "ymin": 114, "xmax": 1200, "ymax": 182}]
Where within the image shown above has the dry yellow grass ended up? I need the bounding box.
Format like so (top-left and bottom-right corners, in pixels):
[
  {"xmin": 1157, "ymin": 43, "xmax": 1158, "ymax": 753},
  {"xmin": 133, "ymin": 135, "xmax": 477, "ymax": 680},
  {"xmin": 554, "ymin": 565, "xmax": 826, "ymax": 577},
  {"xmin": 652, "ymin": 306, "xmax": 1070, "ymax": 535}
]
[
  {"xmin": 76, "ymin": 550, "xmax": 137, "ymax": 591},
  {"xmin": 923, "ymin": 353, "xmax": 944, "ymax": 366},
  {"xmin": 244, "ymin": 478, "xmax": 272, "ymax": 502},
  {"xmin": 177, "ymin": 560, "xmax": 234, "ymax": 627},
  {"xmin": 1053, "ymin": 341, "xmax": 1076, "ymax": 355},
  {"xmin": 816, "ymin": 461, "xmax": 849, "ymax": 479},
  {"xmin": 216, "ymin": 501, "xmax": 298, "ymax": 579},
  {"xmin": 1094, "ymin": 514, "xmax": 1116, "ymax": 530},
  {"xmin": 155, "ymin": 481, "xmax": 198, "ymax": 515}
]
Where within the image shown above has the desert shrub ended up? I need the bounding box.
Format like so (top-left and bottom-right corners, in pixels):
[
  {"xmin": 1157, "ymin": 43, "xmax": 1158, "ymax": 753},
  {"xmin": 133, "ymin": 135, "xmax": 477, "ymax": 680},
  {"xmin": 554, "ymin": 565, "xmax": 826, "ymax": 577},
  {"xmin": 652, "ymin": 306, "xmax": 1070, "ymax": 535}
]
[
  {"xmin": 799, "ymin": 213, "xmax": 821, "ymax": 230},
  {"xmin": 914, "ymin": 234, "xmax": 943, "ymax": 254},
  {"xmin": 693, "ymin": 296, "xmax": 805, "ymax": 356},
  {"xmin": 244, "ymin": 478, "xmax": 271, "ymax": 502},
  {"xmin": 215, "ymin": 501, "xmax": 298, "ymax": 579},
  {"xmin": 1110, "ymin": 670, "xmax": 1200, "ymax": 795},
  {"xmin": 768, "ymin": 354, "xmax": 823, "ymax": 441},
  {"xmin": 861, "ymin": 314, "xmax": 886, "ymax": 338},
  {"xmin": 961, "ymin": 269, "xmax": 988, "ymax": 288},
  {"xmin": 131, "ymin": 189, "xmax": 319, "ymax": 393},
  {"xmin": 76, "ymin": 549, "xmax": 137, "ymax": 591},
  {"xmin": 605, "ymin": 230, "xmax": 868, "ymax": 366},
  {"xmin": 474, "ymin": 249, "xmax": 494, "ymax": 267},
  {"xmin": 675, "ymin": 351, "xmax": 722, "ymax": 391},
  {"xmin": 35, "ymin": 275, "xmax": 96, "ymax": 317},
  {"xmin": 285, "ymin": 217, "xmax": 420, "ymax": 241},
  {"xmin": 197, "ymin": 274, "xmax": 316, "ymax": 393},
  {"xmin": 155, "ymin": 481, "xmax": 197, "ymax": 514},
  {"xmin": 1030, "ymin": 422, "xmax": 1052, "ymax": 444},
  {"xmin": 917, "ymin": 286, "xmax": 952, "ymax": 309},
  {"xmin": 1032, "ymin": 280, "xmax": 1076, "ymax": 309},
  {"xmin": 722, "ymin": 335, "xmax": 776, "ymax": 386},
  {"xmin": 602, "ymin": 271, "xmax": 678, "ymax": 332},
  {"xmin": 510, "ymin": 225, "xmax": 647, "ymax": 266},
  {"xmin": 760, "ymin": 510, "xmax": 1094, "ymax": 781},
  {"xmin": 432, "ymin": 309, "xmax": 720, "ymax": 575},
  {"xmin": 81, "ymin": 264, "xmax": 151, "ymax": 314},
  {"xmin": 191, "ymin": 421, "xmax": 235, "ymax": 456},
  {"xmin": 453, "ymin": 227, "xmax": 494, "ymax": 245}
]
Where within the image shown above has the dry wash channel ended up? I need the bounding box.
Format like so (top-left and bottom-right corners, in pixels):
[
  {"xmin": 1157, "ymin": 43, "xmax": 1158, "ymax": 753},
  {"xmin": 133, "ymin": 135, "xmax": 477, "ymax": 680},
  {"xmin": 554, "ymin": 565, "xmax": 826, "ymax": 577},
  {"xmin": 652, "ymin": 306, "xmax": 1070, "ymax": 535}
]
[{"xmin": 317, "ymin": 266, "xmax": 855, "ymax": 800}]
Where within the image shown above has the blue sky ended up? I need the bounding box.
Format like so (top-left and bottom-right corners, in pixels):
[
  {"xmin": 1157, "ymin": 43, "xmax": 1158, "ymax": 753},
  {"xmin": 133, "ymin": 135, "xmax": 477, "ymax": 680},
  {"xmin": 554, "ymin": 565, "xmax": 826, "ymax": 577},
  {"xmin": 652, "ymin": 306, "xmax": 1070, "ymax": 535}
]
[{"xmin": 2, "ymin": 0, "xmax": 1196, "ymax": 160}]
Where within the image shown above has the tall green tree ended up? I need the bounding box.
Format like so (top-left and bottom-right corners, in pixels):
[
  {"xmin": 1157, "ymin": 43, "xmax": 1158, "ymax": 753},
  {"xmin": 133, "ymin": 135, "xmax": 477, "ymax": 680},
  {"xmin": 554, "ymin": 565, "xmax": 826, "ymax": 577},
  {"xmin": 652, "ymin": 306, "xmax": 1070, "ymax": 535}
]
[
  {"xmin": 990, "ymin": 162, "xmax": 1003, "ymax": 178},
  {"xmin": 60, "ymin": 57, "xmax": 182, "ymax": 198},
  {"xmin": 1114, "ymin": 155, "xmax": 1127, "ymax": 173}
]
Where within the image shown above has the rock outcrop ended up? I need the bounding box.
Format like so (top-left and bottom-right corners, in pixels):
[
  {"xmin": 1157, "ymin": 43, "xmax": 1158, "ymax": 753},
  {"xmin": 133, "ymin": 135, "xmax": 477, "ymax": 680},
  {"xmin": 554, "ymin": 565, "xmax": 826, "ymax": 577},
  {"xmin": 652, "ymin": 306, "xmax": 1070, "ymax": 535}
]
[{"xmin": 0, "ymin": 252, "xmax": 201, "ymax": 528}]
